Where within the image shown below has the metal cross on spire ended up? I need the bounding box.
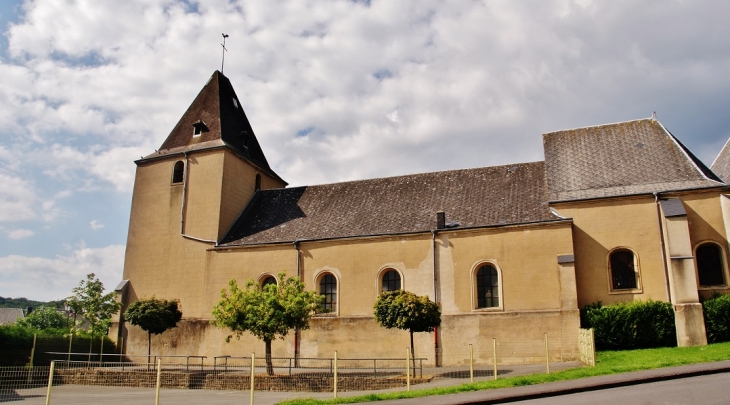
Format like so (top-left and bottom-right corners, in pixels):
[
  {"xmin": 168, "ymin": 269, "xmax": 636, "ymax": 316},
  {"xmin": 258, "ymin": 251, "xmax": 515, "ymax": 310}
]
[{"xmin": 221, "ymin": 33, "xmax": 229, "ymax": 73}]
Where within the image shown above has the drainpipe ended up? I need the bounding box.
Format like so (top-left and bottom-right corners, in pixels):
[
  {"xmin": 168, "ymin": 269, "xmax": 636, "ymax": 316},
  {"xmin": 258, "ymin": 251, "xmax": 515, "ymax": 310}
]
[
  {"xmin": 654, "ymin": 192, "xmax": 672, "ymax": 302},
  {"xmin": 294, "ymin": 240, "xmax": 301, "ymax": 366},
  {"xmin": 432, "ymin": 229, "xmax": 439, "ymax": 367},
  {"xmin": 179, "ymin": 152, "xmax": 217, "ymax": 244}
]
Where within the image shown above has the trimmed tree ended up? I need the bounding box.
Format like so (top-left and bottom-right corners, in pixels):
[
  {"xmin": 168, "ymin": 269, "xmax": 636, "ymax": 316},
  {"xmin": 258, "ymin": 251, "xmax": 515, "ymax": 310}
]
[
  {"xmin": 211, "ymin": 272, "xmax": 323, "ymax": 375},
  {"xmin": 68, "ymin": 273, "xmax": 122, "ymax": 360},
  {"xmin": 125, "ymin": 298, "xmax": 183, "ymax": 358},
  {"xmin": 374, "ymin": 290, "xmax": 441, "ymax": 370}
]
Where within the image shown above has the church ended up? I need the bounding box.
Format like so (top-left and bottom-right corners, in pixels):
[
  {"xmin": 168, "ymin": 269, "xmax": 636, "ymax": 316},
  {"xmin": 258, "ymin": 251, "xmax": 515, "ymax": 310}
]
[{"xmin": 111, "ymin": 70, "xmax": 730, "ymax": 365}]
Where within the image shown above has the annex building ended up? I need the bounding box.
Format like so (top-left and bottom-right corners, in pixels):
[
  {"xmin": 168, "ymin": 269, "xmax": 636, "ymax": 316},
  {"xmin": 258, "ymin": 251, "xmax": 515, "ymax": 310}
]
[{"xmin": 112, "ymin": 71, "xmax": 730, "ymax": 365}]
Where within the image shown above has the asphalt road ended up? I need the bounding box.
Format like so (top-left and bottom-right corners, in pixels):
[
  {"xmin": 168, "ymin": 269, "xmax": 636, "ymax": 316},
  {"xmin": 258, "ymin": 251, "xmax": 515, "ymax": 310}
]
[{"xmin": 509, "ymin": 372, "xmax": 730, "ymax": 405}]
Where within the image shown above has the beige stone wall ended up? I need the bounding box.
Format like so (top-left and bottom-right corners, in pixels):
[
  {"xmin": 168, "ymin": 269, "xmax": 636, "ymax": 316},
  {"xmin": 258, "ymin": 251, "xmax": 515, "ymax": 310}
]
[{"xmin": 554, "ymin": 196, "xmax": 668, "ymax": 307}]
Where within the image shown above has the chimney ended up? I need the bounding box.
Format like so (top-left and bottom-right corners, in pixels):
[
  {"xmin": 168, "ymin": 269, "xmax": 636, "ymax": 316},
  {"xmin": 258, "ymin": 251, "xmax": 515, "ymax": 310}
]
[{"xmin": 436, "ymin": 212, "xmax": 445, "ymax": 230}]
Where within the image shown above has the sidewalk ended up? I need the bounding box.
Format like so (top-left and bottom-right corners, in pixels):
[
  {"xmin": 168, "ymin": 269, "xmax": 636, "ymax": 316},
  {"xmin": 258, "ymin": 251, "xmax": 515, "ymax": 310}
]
[{"xmin": 367, "ymin": 360, "xmax": 730, "ymax": 405}]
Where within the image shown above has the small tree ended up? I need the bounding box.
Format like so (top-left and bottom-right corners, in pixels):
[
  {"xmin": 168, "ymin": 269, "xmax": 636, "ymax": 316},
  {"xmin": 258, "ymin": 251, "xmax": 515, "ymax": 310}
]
[
  {"xmin": 211, "ymin": 272, "xmax": 323, "ymax": 375},
  {"xmin": 125, "ymin": 298, "xmax": 183, "ymax": 358},
  {"xmin": 374, "ymin": 290, "xmax": 441, "ymax": 370},
  {"xmin": 17, "ymin": 306, "xmax": 67, "ymax": 330},
  {"xmin": 68, "ymin": 273, "xmax": 121, "ymax": 359}
]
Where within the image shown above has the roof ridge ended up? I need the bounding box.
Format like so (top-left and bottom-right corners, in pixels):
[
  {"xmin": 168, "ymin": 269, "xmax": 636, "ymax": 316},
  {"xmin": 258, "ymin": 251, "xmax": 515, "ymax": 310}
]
[
  {"xmin": 655, "ymin": 119, "xmax": 724, "ymax": 183},
  {"xmin": 543, "ymin": 116, "xmax": 654, "ymax": 136},
  {"xmin": 298, "ymin": 161, "xmax": 546, "ymax": 188},
  {"xmin": 711, "ymin": 136, "xmax": 730, "ymax": 169}
]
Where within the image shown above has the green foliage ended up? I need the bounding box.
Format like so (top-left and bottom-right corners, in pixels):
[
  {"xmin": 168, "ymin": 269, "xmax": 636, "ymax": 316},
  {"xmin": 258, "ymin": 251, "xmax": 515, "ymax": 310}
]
[
  {"xmin": 211, "ymin": 272, "xmax": 322, "ymax": 342},
  {"xmin": 125, "ymin": 298, "xmax": 182, "ymax": 335},
  {"xmin": 67, "ymin": 273, "xmax": 121, "ymax": 337},
  {"xmin": 702, "ymin": 294, "xmax": 730, "ymax": 343},
  {"xmin": 373, "ymin": 290, "xmax": 441, "ymax": 334},
  {"xmin": 582, "ymin": 300, "xmax": 675, "ymax": 350},
  {"xmin": 16, "ymin": 306, "xmax": 67, "ymax": 330},
  {"xmin": 0, "ymin": 297, "xmax": 65, "ymax": 309}
]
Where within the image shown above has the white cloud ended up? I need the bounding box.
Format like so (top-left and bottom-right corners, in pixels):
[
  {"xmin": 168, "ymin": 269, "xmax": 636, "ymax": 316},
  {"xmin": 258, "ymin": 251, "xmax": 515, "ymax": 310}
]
[
  {"xmin": 0, "ymin": 243, "xmax": 125, "ymax": 301},
  {"xmin": 89, "ymin": 220, "xmax": 104, "ymax": 230},
  {"xmin": 0, "ymin": 173, "xmax": 36, "ymax": 221},
  {"xmin": 7, "ymin": 228, "xmax": 34, "ymax": 239}
]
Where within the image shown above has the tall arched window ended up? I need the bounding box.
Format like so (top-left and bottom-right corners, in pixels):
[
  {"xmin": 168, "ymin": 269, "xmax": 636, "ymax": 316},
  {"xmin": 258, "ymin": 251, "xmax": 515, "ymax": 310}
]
[
  {"xmin": 609, "ymin": 249, "xmax": 637, "ymax": 290},
  {"xmin": 319, "ymin": 273, "xmax": 337, "ymax": 312},
  {"xmin": 696, "ymin": 243, "xmax": 726, "ymax": 287},
  {"xmin": 476, "ymin": 264, "xmax": 499, "ymax": 309},
  {"xmin": 381, "ymin": 269, "xmax": 401, "ymax": 292},
  {"xmin": 261, "ymin": 275, "xmax": 277, "ymax": 290},
  {"xmin": 255, "ymin": 174, "xmax": 261, "ymax": 192},
  {"xmin": 172, "ymin": 161, "xmax": 184, "ymax": 184}
]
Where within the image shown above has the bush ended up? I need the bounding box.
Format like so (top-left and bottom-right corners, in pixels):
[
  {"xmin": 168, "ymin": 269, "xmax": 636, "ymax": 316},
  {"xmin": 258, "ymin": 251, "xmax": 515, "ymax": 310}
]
[
  {"xmin": 702, "ymin": 294, "xmax": 730, "ymax": 343},
  {"xmin": 17, "ymin": 306, "xmax": 67, "ymax": 330},
  {"xmin": 583, "ymin": 300, "xmax": 676, "ymax": 350}
]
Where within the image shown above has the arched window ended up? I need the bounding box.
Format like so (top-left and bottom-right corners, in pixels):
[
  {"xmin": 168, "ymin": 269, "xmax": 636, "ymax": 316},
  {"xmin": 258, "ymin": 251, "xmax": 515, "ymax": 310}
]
[
  {"xmin": 381, "ymin": 269, "xmax": 401, "ymax": 292},
  {"xmin": 261, "ymin": 275, "xmax": 277, "ymax": 290},
  {"xmin": 696, "ymin": 243, "xmax": 726, "ymax": 287},
  {"xmin": 476, "ymin": 263, "xmax": 499, "ymax": 309},
  {"xmin": 172, "ymin": 161, "xmax": 184, "ymax": 184},
  {"xmin": 609, "ymin": 249, "xmax": 637, "ymax": 290},
  {"xmin": 255, "ymin": 174, "xmax": 261, "ymax": 192},
  {"xmin": 319, "ymin": 273, "xmax": 337, "ymax": 312}
]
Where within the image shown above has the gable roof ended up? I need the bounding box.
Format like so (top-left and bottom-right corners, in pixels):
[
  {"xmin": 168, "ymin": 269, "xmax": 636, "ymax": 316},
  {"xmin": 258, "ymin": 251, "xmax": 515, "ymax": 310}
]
[
  {"xmin": 543, "ymin": 118, "xmax": 723, "ymax": 202},
  {"xmin": 220, "ymin": 162, "xmax": 562, "ymax": 246},
  {"xmin": 139, "ymin": 71, "xmax": 285, "ymax": 183},
  {"xmin": 0, "ymin": 308, "xmax": 24, "ymax": 325},
  {"xmin": 711, "ymin": 138, "xmax": 730, "ymax": 183}
]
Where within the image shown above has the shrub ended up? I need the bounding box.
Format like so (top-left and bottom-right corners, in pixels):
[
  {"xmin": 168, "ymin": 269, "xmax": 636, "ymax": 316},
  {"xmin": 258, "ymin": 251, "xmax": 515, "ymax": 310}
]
[
  {"xmin": 583, "ymin": 300, "xmax": 675, "ymax": 350},
  {"xmin": 702, "ymin": 294, "xmax": 730, "ymax": 343},
  {"xmin": 17, "ymin": 306, "xmax": 67, "ymax": 330}
]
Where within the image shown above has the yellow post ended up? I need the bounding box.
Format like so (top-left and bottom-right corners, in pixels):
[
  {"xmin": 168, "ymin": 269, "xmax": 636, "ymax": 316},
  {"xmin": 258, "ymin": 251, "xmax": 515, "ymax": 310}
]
[
  {"xmin": 492, "ymin": 338, "xmax": 497, "ymax": 381},
  {"xmin": 469, "ymin": 344, "xmax": 474, "ymax": 383},
  {"xmin": 154, "ymin": 358, "xmax": 162, "ymax": 405},
  {"xmin": 333, "ymin": 351, "xmax": 338, "ymax": 398},
  {"xmin": 67, "ymin": 334, "xmax": 73, "ymax": 362},
  {"xmin": 406, "ymin": 347, "xmax": 410, "ymax": 392},
  {"xmin": 250, "ymin": 353, "xmax": 255, "ymax": 405},
  {"xmin": 544, "ymin": 332, "xmax": 550, "ymax": 374},
  {"xmin": 44, "ymin": 360, "xmax": 55, "ymax": 405},
  {"xmin": 29, "ymin": 333, "xmax": 37, "ymax": 368}
]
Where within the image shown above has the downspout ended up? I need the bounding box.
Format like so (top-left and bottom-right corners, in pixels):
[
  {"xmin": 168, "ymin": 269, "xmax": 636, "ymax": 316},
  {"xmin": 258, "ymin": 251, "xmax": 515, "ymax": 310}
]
[
  {"xmin": 432, "ymin": 229, "xmax": 440, "ymax": 367},
  {"xmin": 294, "ymin": 240, "xmax": 301, "ymax": 366},
  {"xmin": 180, "ymin": 152, "xmax": 217, "ymax": 244},
  {"xmin": 654, "ymin": 193, "xmax": 672, "ymax": 302}
]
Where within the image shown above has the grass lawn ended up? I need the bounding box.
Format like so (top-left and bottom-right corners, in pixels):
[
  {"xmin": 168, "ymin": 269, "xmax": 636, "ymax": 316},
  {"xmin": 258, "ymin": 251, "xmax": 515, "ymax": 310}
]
[{"xmin": 277, "ymin": 342, "xmax": 730, "ymax": 405}]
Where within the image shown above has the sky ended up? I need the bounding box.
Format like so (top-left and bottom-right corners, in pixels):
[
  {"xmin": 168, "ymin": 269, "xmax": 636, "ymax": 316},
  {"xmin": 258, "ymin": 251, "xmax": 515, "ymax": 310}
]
[{"xmin": 1, "ymin": 0, "xmax": 730, "ymax": 301}]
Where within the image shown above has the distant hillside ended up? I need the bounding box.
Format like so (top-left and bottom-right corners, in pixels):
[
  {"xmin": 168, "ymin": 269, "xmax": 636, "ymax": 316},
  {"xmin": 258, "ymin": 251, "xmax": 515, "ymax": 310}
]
[{"xmin": 0, "ymin": 296, "xmax": 65, "ymax": 309}]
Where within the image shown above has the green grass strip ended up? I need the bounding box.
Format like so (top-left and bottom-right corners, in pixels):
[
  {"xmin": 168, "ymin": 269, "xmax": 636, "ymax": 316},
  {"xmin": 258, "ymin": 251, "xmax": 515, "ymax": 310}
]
[{"xmin": 277, "ymin": 342, "xmax": 730, "ymax": 405}]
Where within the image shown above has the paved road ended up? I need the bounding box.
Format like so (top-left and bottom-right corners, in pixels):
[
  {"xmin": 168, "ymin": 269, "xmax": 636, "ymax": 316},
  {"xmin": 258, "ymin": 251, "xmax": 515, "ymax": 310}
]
[{"xmin": 509, "ymin": 372, "xmax": 730, "ymax": 405}]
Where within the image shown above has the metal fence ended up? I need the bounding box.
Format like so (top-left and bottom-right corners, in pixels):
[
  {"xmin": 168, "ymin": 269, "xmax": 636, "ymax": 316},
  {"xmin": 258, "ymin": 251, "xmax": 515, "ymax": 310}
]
[{"xmin": 0, "ymin": 332, "xmax": 594, "ymax": 405}]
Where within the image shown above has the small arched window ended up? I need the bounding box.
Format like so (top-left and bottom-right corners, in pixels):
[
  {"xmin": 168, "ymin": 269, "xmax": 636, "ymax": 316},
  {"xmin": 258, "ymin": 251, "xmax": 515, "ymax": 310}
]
[
  {"xmin": 476, "ymin": 264, "xmax": 499, "ymax": 309},
  {"xmin": 609, "ymin": 249, "xmax": 637, "ymax": 290},
  {"xmin": 255, "ymin": 174, "xmax": 261, "ymax": 192},
  {"xmin": 381, "ymin": 269, "xmax": 401, "ymax": 292},
  {"xmin": 261, "ymin": 275, "xmax": 277, "ymax": 290},
  {"xmin": 172, "ymin": 161, "xmax": 184, "ymax": 184},
  {"xmin": 319, "ymin": 273, "xmax": 337, "ymax": 312},
  {"xmin": 696, "ymin": 243, "xmax": 726, "ymax": 287}
]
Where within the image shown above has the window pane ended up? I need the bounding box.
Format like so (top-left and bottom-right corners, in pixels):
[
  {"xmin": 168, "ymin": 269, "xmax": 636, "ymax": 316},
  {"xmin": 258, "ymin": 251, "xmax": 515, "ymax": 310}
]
[
  {"xmin": 319, "ymin": 274, "xmax": 337, "ymax": 311},
  {"xmin": 476, "ymin": 264, "xmax": 499, "ymax": 308},
  {"xmin": 382, "ymin": 270, "xmax": 401, "ymax": 292},
  {"xmin": 697, "ymin": 244, "xmax": 725, "ymax": 286},
  {"xmin": 610, "ymin": 250, "xmax": 637, "ymax": 290}
]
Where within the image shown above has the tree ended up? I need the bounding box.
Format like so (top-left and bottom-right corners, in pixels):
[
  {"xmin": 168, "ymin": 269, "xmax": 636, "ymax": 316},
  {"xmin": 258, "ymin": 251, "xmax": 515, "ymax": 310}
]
[
  {"xmin": 16, "ymin": 306, "xmax": 67, "ymax": 330},
  {"xmin": 211, "ymin": 272, "xmax": 323, "ymax": 375},
  {"xmin": 373, "ymin": 290, "xmax": 441, "ymax": 371},
  {"xmin": 68, "ymin": 273, "xmax": 122, "ymax": 359},
  {"xmin": 125, "ymin": 298, "xmax": 182, "ymax": 358}
]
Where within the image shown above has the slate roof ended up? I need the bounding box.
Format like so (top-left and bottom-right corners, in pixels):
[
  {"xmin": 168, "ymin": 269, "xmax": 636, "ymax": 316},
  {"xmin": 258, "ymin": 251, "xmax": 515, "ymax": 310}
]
[
  {"xmin": 0, "ymin": 308, "xmax": 24, "ymax": 325},
  {"xmin": 220, "ymin": 162, "xmax": 561, "ymax": 246},
  {"xmin": 139, "ymin": 71, "xmax": 285, "ymax": 184},
  {"xmin": 711, "ymin": 139, "xmax": 730, "ymax": 183},
  {"xmin": 543, "ymin": 118, "xmax": 723, "ymax": 202}
]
